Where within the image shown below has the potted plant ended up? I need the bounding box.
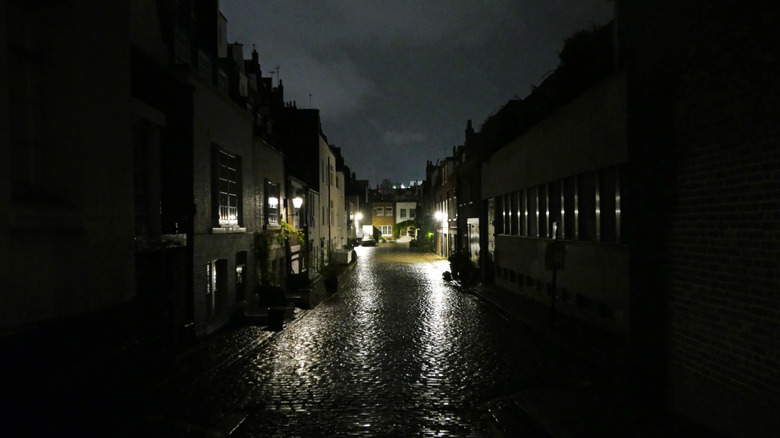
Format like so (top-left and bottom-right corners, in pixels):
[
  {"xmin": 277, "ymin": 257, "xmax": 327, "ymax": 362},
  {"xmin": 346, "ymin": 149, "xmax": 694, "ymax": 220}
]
[
  {"xmin": 448, "ymin": 251, "xmax": 469, "ymax": 280},
  {"xmin": 320, "ymin": 260, "xmax": 339, "ymax": 294},
  {"xmin": 254, "ymin": 231, "xmax": 290, "ymax": 330}
]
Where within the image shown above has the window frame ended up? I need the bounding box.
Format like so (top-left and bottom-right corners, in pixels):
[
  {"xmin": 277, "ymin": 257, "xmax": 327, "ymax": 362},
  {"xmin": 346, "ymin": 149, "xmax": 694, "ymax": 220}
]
[
  {"xmin": 214, "ymin": 146, "xmax": 241, "ymax": 228},
  {"xmin": 265, "ymin": 179, "xmax": 280, "ymax": 226}
]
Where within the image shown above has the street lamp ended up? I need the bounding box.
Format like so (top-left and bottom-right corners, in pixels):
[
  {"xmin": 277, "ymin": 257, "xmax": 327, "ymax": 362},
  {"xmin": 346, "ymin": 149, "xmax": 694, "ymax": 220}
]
[
  {"xmin": 433, "ymin": 211, "xmax": 445, "ymax": 256},
  {"xmin": 354, "ymin": 211, "xmax": 363, "ymax": 236},
  {"xmin": 292, "ymin": 196, "xmax": 303, "ymax": 209}
]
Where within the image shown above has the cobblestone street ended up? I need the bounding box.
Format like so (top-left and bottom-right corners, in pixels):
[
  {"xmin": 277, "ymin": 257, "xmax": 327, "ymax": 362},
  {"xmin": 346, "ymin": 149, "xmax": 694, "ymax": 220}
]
[
  {"xmin": 5, "ymin": 244, "xmax": 601, "ymax": 437},
  {"xmin": 116, "ymin": 244, "xmax": 596, "ymax": 437}
]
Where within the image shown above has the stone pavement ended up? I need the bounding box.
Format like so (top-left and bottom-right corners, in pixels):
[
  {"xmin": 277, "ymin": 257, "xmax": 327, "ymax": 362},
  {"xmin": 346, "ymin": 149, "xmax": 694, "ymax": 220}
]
[
  {"xmin": 0, "ymin": 268, "xmax": 340, "ymax": 437},
  {"xmin": 418, "ymin": 252, "xmax": 723, "ymax": 437}
]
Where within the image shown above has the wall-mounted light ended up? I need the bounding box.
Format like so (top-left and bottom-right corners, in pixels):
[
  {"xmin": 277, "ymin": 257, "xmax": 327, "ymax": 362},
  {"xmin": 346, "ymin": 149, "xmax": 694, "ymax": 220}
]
[
  {"xmin": 292, "ymin": 196, "xmax": 303, "ymax": 209},
  {"xmin": 268, "ymin": 197, "xmax": 279, "ymax": 207},
  {"xmin": 434, "ymin": 211, "xmax": 443, "ymax": 222},
  {"xmin": 355, "ymin": 212, "xmax": 363, "ymax": 220}
]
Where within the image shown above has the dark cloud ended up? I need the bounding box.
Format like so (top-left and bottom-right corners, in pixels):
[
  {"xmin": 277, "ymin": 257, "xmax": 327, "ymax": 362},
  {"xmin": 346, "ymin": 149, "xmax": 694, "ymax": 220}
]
[{"xmin": 220, "ymin": 0, "xmax": 614, "ymax": 186}]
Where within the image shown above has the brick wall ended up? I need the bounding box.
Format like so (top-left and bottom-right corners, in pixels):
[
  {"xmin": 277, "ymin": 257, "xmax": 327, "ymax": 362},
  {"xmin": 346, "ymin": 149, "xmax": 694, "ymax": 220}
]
[{"xmin": 627, "ymin": 2, "xmax": 780, "ymax": 436}]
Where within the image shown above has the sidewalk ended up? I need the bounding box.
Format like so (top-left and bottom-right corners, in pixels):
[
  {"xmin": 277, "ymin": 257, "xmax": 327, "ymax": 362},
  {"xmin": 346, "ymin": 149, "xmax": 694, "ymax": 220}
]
[
  {"xmin": 467, "ymin": 282, "xmax": 722, "ymax": 437},
  {"xmin": 418, "ymin": 252, "xmax": 716, "ymax": 437}
]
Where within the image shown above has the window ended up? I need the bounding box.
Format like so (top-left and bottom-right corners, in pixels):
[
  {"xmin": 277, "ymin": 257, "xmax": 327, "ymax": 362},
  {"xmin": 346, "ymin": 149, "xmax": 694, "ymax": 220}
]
[
  {"xmin": 265, "ymin": 180, "xmax": 279, "ymax": 225},
  {"xmin": 375, "ymin": 207, "xmax": 384, "ymax": 216},
  {"xmin": 380, "ymin": 225, "xmax": 392, "ymax": 236},
  {"xmin": 538, "ymin": 184, "xmax": 548, "ymax": 238},
  {"xmin": 520, "ymin": 189, "xmax": 528, "ymax": 236},
  {"xmin": 400, "ymin": 209, "xmax": 407, "ymax": 219},
  {"xmin": 510, "ymin": 192, "xmax": 518, "ymax": 235},
  {"xmin": 217, "ymin": 69, "xmax": 228, "ymax": 93},
  {"xmin": 174, "ymin": 27, "xmax": 191, "ymax": 65},
  {"xmin": 501, "ymin": 195, "xmax": 512, "ymax": 234},
  {"xmin": 410, "ymin": 209, "xmax": 416, "ymax": 219},
  {"xmin": 198, "ymin": 50, "xmax": 212, "ymax": 82},
  {"xmin": 494, "ymin": 196, "xmax": 504, "ymax": 234},
  {"xmin": 578, "ymin": 172, "xmax": 597, "ymax": 241},
  {"xmin": 549, "ymin": 181, "xmax": 562, "ymax": 239},
  {"xmin": 215, "ymin": 147, "xmax": 241, "ymax": 227},
  {"xmin": 564, "ymin": 177, "xmax": 577, "ymax": 239},
  {"xmin": 385, "ymin": 207, "xmax": 393, "ymax": 217},
  {"xmin": 528, "ymin": 186, "xmax": 538, "ymax": 237},
  {"xmin": 600, "ymin": 167, "xmax": 617, "ymax": 242}
]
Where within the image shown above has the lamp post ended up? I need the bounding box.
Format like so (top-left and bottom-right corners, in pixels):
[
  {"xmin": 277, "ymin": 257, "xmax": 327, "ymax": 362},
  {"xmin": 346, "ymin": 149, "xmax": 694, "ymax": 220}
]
[
  {"xmin": 355, "ymin": 212, "xmax": 363, "ymax": 241},
  {"xmin": 291, "ymin": 195, "xmax": 304, "ymax": 276},
  {"xmin": 434, "ymin": 211, "xmax": 444, "ymax": 256},
  {"xmin": 292, "ymin": 196, "xmax": 303, "ymax": 229}
]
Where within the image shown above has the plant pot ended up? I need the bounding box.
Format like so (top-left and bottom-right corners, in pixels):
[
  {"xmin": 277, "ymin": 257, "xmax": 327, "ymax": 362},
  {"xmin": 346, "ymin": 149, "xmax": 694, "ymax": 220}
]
[
  {"xmin": 324, "ymin": 276, "xmax": 338, "ymax": 293},
  {"xmin": 269, "ymin": 306, "xmax": 285, "ymax": 331}
]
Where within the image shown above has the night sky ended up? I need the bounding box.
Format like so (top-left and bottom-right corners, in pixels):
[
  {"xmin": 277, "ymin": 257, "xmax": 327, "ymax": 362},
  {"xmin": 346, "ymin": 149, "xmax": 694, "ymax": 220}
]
[{"xmin": 219, "ymin": 0, "xmax": 615, "ymax": 187}]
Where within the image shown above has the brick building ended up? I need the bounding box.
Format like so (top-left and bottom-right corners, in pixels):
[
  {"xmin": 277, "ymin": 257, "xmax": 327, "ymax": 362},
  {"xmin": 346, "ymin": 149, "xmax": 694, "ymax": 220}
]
[{"xmin": 424, "ymin": 2, "xmax": 778, "ymax": 435}]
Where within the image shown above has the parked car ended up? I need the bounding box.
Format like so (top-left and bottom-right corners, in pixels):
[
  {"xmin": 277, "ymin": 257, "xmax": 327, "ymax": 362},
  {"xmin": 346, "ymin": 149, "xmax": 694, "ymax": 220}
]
[{"xmin": 360, "ymin": 236, "xmax": 376, "ymax": 246}]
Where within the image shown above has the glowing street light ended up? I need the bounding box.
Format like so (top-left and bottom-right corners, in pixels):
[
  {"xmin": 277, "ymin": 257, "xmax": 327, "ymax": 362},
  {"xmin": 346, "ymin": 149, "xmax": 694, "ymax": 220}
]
[
  {"xmin": 292, "ymin": 196, "xmax": 303, "ymax": 209},
  {"xmin": 354, "ymin": 211, "xmax": 363, "ymax": 238}
]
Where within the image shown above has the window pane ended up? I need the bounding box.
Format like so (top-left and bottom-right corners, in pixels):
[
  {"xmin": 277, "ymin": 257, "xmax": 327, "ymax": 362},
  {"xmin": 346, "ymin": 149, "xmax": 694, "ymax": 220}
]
[
  {"xmin": 600, "ymin": 167, "xmax": 617, "ymax": 242},
  {"xmin": 528, "ymin": 187, "xmax": 538, "ymax": 237},
  {"xmin": 549, "ymin": 181, "xmax": 562, "ymax": 239},
  {"xmin": 520, "ymin": 189, "xmax": 527, "ymax": 236},
  {"xmin": 564, "ymin": 177, "xmax": 576, "ymax": 239},
  {"xmin": 510, "ymin": 192, "xmax": 519, "ymax": 235},
  {"xmin": 495, "ymin": 196, "xmax": 504, "ymax": 234},
  {"xmin": 538, "ymin": 184, "xmax": 548, "ymax": 238},
  {"xmin": 578, "ymin": 172, "xmax": 597, "ymax": 241}
]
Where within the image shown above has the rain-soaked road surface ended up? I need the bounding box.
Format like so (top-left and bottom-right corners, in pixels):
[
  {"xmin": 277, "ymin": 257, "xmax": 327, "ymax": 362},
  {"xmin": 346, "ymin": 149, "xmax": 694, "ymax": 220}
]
[{"xmin": 114, "ymin": 243, "xmax": 591, "ymax": 437}]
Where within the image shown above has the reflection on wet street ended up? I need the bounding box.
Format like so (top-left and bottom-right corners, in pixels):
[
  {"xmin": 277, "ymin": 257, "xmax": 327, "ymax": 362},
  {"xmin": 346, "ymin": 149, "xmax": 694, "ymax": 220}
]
[{"xmin": 140, "ymin": 244, "xmax": 576, "ymax": 436}]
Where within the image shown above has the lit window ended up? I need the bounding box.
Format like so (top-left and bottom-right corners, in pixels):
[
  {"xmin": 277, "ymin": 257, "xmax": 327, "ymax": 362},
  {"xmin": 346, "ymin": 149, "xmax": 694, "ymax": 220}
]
[
  {"xmin": 217, "ymin": 149, "xmax": 239, "ymax": 226},
  {"xmin": 265, "ymin": 180, "xmax": 280, "ymax": 225}
]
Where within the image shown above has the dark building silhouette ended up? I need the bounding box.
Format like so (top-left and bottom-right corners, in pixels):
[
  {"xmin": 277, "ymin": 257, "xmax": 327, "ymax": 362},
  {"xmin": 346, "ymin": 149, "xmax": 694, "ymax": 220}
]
[{"xmin": 2, "ymin": 0, "xmax": 365, "ymax": 353}]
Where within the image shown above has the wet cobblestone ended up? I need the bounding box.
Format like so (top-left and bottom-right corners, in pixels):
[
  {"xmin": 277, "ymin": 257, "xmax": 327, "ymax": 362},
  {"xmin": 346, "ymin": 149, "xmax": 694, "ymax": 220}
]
[{"xmin": 129, "ymin": 244, "xmax": 590, "ymax": 437}]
